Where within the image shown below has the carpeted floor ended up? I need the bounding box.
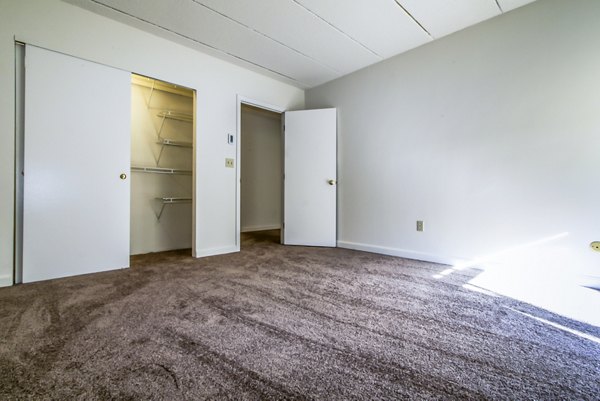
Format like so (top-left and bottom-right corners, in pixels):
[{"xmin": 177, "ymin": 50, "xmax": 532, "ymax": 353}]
[{"xmin": 0, "ymin": 230, "xmax": 598, "ymax": 400}]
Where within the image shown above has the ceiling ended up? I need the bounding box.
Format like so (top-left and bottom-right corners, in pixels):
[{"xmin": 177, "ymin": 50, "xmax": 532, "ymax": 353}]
[{"xmin": 65, "ymin": 0, "xmax": 536, "ymax": 89}]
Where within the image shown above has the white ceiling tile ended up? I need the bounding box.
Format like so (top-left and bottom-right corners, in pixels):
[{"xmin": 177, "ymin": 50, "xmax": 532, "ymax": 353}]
[
  {"xmin": 92, "ymin": 0, "xmax": 338, "ymax": 87},
  {"xmin": 397, "ymin": 0, "xmax": 501, "ymax": 38},
  {"xmin": 193, "ymin": 0, "xmax": 381, "ymax": 75},
  {"xmin": 295, "ymin": 0, "xmax": 432, "ymax": 59},
  {"xmin": 498, "ymin": 0, "xmax": 537, "ymax": 12},
  {"xmin": 65, "ymin": 0, "xmax": 537, "ymax": 88}
]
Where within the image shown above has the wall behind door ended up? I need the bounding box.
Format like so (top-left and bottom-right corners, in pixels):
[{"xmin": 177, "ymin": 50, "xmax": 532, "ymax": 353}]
[{"xmin": 241, "ymin": 106, "xmax": 282, "ymax": 232}]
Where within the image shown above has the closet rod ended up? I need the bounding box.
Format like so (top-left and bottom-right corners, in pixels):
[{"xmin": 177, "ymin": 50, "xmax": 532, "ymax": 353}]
[
  {"xmin": 156, "ymin": 197, "xmax": 192, "ymax": 204},
  {"xmin": 131, "ymin": 166, "xmax": 192, "ymax": 175}
]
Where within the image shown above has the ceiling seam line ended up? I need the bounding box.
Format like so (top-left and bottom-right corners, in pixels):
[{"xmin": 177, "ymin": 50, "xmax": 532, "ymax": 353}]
[
  {"xmin": 494, "ymin": 0, "xmax": 504, "ymax": 13},
  {"xmin": 392, "ymin": 1, "xmax": 433, "ymax": 39},
  {"xmin": 290, "ymin": 0, "xmax": 383, "ymax": 59},
  {"xmin": 191, "ymin": 0, "xmax": 341, "ymax": 74},
  {"xmin": 89, "ymin": 0, "xmax": 309, "ymax": 87}
]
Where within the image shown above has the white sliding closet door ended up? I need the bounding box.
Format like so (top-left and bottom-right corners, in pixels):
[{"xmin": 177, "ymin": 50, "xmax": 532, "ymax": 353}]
[{"xmin": 23, "ymin": 45, "xmax": 131, "ymax": 283}]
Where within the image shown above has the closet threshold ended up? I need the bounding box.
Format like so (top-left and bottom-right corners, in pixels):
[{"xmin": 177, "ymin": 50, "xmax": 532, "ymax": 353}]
[{"xmin": 131, "ymin": 166, "xmax": 192, "ymax": 175}]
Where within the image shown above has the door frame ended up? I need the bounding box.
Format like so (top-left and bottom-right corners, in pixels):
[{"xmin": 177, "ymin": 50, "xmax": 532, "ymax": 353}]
[
  {"xmin": 235, "ymin": 95, "xmax": 286, "ymax": 249},
  {"xmin": 14, "ymin": 42, "xmax": 25, "ymax": 284}
]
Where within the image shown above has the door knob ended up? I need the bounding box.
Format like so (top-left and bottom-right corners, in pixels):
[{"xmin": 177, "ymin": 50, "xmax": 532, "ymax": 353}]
[
  {"xmin": 328, "ymin": 179, "xmax": 336, "ymax": 186},
  {"xmin": 120, "ymin": 173, "xmax": 127, "ymax": 180}
]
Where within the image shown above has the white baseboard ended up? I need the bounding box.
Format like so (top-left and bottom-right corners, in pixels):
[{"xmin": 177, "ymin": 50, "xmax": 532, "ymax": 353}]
[
  {"xmin": 241, "ymin": 224, "xmax": 281, "ymax": 233},
  {"xmin": 0, "ymin": 274, "xmax": 13, "ymax": 287},
  {"xmin": 194, "ymin": 245, "xmax": 239, "ymax": 258},
  {"xmin": 337, "ymin": 240, "xmax": 463, "ymax": 266}
]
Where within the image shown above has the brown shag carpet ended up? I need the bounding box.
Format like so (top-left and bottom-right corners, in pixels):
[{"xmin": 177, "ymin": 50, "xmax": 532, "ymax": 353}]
[{"xmin": 0, "ymin": 230, "xmax": 599, "ymax": 400}]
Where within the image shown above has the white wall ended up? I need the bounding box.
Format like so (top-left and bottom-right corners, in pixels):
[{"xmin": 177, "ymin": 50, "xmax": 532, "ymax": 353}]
[
  {"xmin": 240, "ymin": 106, "xmax": 282, "ymax": 232},
  {"xmin": 306, "ymin": 0, "xmax": 600, "ymax": 279},
  {"xmin": 0, "ymin": 0, "xmax": 304, "ymax": 286},
  {"xmin": 130, "ymin": 84, "xmax": 193, "ymax": 255}
]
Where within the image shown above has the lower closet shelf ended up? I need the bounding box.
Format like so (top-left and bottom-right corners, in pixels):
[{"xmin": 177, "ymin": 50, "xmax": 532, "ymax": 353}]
[{"xmin": 155, "ymin": 197, "xmax": 192, "ymax": 219}]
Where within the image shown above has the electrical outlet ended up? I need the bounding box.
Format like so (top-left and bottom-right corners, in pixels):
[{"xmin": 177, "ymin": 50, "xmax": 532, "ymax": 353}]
[
  {"xmin": 591, "ymin": 241, "xmax": 600, "ymax": 252},
  {"xmin": 225, "ymin": 158, "xmax": 234, "ymax": 168},
  {"xmin": 416, "ymin": 220, "xmax": 424, "ymax": 232}
]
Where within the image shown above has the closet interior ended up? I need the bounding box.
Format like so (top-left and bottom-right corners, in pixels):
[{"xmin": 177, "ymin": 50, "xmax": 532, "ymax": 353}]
[{"xmin": 130, "ymin": 74, "xmax": 194, "ymax": 255}]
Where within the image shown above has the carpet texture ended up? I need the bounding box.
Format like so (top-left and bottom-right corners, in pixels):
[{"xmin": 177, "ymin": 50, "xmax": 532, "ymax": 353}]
[{"xmin": 0, "ymin": 230, "xmax": 598, "ymax": 400}]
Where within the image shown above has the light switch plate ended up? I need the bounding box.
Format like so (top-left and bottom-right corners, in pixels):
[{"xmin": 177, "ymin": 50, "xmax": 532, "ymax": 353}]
[
  {"xmin": 225, "ymin": 158, "xmax": 234, "ymax": 168},
  {"xmin": 416, "ymin": 220, "xmax": 424, "ymax": 232}
]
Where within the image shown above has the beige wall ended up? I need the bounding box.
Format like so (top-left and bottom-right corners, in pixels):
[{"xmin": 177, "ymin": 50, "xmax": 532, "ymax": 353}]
[{"xmin": 240, "ymin": 106, "xmax": 282, "ymax": 233}]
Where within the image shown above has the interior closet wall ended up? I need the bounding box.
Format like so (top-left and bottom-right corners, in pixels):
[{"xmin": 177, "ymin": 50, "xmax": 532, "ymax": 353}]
[
  {"xmin": 130, "ymin": 79, "xmax": 193, "ymax": 254},
  {"xmin": 240, "ymin": 105, "xmax": 282, "ymax": 232}
]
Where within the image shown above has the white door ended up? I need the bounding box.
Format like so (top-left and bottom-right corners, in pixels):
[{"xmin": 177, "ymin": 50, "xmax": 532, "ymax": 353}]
[
  {"xmin": 22, "ymin": 45, "xmax": 131, "ymax": 283},
  {"xmin": 283, "ymin": 108, "xmax": 337, "ymax": 246}
]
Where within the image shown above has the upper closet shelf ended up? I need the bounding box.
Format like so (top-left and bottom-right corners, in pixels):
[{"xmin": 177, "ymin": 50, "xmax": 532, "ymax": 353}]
[
  {"xmin": 157, "ymin": 138, "xmax": 193, "ymax": 148},
  {"xmin": 131, "ymin": 166, "xmax": 192, "ymax": 175},
  {"xmin": 132, "ymin": 74, "xmax": 193, "ymax": 98},
  {"xmin": 157, "ymin": 110, "xmax": 193, "ymax": 123}
]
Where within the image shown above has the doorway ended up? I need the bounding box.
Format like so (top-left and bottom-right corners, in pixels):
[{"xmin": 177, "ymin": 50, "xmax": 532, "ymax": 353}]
[
  {"xmin": 130, "ymin": 74, "xmax": 195, "ymax": 256},
  {"xmin": 240, "ymin": 103, "xmax": 283, "ymax": 246},
  {"xmin": 236, "ymin": 98, "xmax": 337, "ymax": 250}
]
